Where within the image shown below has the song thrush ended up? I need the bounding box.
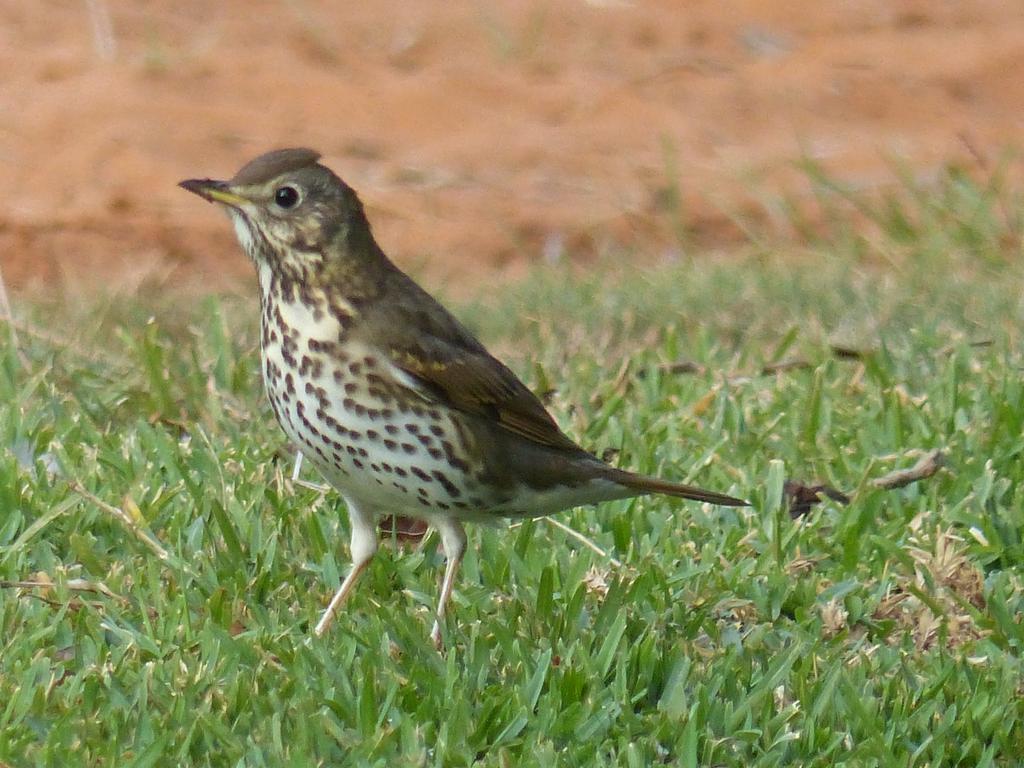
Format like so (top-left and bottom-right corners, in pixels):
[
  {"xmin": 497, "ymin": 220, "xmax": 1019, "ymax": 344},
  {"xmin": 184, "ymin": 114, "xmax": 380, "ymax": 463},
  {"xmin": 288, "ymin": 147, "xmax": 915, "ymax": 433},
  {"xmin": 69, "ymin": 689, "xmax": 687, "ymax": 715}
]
[{"xmin": 180, "ymin": 148, "xmax": 747, "ymax": 646}]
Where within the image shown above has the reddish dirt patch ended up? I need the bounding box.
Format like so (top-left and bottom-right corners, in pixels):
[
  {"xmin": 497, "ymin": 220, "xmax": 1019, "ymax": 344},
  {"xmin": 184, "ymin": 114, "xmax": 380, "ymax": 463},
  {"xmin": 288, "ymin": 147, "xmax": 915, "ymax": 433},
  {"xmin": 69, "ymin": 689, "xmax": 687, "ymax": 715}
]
[{"xmin": 3, "ymin": 1, "xmax": 1023, "ymax": 294}]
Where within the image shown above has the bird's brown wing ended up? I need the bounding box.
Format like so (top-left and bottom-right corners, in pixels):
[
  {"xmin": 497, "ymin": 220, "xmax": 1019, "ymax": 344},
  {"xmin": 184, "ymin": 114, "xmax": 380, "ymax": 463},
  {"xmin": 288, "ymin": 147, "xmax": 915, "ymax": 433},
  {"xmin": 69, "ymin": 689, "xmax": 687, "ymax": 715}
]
[
  {"xmin": 360, "ymin": 277, "xmax": 580, "ymax": 451},
  {"xmin": 389, "ymin": 341, "xmax": 579, "ymax": 450}
]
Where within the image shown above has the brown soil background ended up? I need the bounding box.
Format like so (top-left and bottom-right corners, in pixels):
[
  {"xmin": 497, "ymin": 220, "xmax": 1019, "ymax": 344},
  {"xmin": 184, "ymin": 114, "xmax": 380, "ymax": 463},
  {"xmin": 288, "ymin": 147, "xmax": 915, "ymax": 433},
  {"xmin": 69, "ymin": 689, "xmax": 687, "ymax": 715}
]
[{"xmin": 3, "ymin": 1, "xmax": 1023, "ymax": 294}]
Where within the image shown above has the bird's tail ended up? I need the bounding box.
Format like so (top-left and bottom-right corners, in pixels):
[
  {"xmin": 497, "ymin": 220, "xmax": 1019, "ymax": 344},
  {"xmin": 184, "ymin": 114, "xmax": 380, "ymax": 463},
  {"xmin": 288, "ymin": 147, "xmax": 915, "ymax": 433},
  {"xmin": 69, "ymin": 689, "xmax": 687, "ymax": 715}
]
[{"xmin": 609, "ymin": 469, "xmax": 748, "ymax": 507}]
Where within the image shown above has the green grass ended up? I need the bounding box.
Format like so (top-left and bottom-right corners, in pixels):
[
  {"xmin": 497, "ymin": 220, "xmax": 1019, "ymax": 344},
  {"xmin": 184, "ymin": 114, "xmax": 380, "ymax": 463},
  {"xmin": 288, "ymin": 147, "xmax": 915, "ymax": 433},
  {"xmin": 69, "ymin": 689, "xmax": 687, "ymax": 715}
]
[{"xmin": 3, "ymin": 165, "xmax": 1024, "ymax": 766}]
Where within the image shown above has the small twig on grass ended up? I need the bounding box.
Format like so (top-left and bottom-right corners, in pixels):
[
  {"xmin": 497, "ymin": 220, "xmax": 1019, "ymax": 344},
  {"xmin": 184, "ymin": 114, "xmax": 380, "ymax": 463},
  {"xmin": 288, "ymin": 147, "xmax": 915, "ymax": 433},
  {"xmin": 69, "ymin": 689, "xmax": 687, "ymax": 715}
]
[
  {"xmin": 659, "ymin": 360, "xmax": 706, "ymax": 376},
  {"xmin": 380, "ymin": 515, "xmax": 429, "ymax": 543},
  {"xmin": 784, "ymin": 480, "xmax": 850, "ymax": 518},
  {"xmin": 777, "ymin": 450, "xmax": 945, "ymax": 517},
  {"xmin": 938, "ymin": 339, "xmax": 993, "ymax": 357},
  {"xmin": 644, "ymin": 340, "xmax": 993, "ymax": 389},
  {"xmin": 506, "ymin": 516, "xmax": 626, "ymax": 570},
  {"xmin": 0, "ymin": 578, "xmax": 129, "ymax": 605},
  {"xmin": 761, "ymin": 359, "xmax": 813, "ymax": 375},
  {"xmin": 829, "ymin": 344, "xmax": 867, "ymax": 360},
  {"xmin": 872, "ymin": 450, "xmax": 946, "ymax": 490},
  {"xmin": 634, "ymin": 360, "xmax": 704, "ymax": 380},
  {"xmin": 641, "ymin": 347, "xmax": 856, "ymax": 384},
  {"xmin": 541, "ymin": 517, "xmax": 625, "ymax": 569},
  {"xmin": 69, "ymin": 480, "xmax": 175, "ymax": 565},
  {"xmin": 291, "ymin": 450, "xmax": 331, "ymax": 492}
]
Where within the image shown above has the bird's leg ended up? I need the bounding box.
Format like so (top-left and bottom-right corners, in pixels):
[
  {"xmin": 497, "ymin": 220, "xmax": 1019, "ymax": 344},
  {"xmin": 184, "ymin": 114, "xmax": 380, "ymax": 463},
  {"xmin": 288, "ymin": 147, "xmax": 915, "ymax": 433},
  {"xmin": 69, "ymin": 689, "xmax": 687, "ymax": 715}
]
[
  {"xmin": 430, "ymin": 519, "xmax": 467, "ymax": 649},
  {"xmin": 314, "ymin": 500, "xmax": 378, "ymax": 637}
]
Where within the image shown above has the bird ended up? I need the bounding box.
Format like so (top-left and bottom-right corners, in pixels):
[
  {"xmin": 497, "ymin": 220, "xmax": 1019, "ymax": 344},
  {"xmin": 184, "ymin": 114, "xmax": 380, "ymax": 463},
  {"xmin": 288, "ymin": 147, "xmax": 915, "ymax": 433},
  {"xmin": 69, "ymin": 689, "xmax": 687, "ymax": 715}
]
[{"xmin": 179, "ymin": 148, "xmax": 747, "ymax": 647}]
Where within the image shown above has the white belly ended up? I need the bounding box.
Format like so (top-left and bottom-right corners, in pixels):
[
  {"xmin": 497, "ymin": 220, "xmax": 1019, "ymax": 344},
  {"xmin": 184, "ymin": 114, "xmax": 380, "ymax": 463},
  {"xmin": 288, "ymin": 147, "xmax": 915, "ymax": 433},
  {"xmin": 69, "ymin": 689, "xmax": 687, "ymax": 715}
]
[{"xmin": 259, "ymin": 309, "xmax": 483, "ymax": 519}]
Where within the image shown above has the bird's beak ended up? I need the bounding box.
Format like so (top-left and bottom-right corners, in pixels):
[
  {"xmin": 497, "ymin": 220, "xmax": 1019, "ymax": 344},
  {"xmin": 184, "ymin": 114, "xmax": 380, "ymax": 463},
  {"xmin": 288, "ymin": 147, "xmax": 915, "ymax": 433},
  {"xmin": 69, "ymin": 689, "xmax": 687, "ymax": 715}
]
[{"xmin": 178, "ymin": 178, "xmax": 249, "ymax": 208}]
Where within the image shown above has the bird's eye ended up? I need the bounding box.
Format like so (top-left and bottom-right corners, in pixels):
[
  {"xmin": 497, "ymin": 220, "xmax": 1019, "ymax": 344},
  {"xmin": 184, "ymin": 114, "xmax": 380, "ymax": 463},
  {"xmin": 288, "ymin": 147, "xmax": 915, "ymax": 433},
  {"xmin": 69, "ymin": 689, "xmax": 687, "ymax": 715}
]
[{"xmin": 274, "ymin": 186, "xmax": 300, "ymax": 209}]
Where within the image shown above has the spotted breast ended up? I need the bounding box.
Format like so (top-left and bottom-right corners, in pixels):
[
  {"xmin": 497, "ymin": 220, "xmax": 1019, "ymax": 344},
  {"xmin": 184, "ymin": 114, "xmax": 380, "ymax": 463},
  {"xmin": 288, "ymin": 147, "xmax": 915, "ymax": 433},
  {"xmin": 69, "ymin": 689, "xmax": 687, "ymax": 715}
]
[{"xmin": 258, "ymin": 265, "xmax": 494, "ymax": 525}]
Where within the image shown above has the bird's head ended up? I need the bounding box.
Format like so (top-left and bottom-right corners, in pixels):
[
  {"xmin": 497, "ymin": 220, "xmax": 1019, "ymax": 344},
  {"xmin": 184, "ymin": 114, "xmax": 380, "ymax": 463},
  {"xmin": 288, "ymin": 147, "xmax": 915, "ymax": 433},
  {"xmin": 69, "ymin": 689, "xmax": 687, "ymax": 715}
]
[{"xmin": 180, "ymin": 148, "xmax": 370, "ymax": 278}]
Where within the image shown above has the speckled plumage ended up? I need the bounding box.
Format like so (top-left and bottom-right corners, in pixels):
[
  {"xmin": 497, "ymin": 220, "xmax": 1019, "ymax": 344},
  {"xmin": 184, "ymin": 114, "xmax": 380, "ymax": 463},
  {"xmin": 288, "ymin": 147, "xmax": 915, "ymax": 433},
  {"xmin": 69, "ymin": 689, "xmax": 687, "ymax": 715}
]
[{"xmin": 180, "ymin": 148, "xmax": 747, "ymax": 646}]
